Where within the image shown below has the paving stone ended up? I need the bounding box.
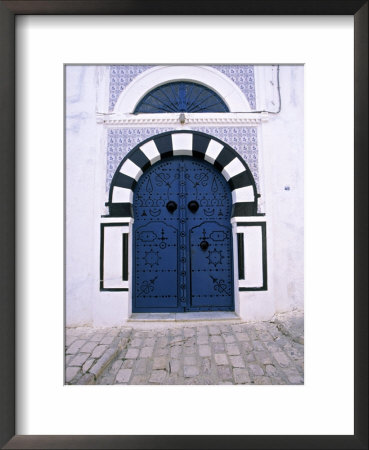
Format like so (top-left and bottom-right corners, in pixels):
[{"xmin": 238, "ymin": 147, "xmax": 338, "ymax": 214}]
[
  {"xmin": 158, "ymin": 337, "xmax": 168, "ymax": 347},
  {"xmin": 121, "ymin": 329, "xmax": 133, "ymax": 338},
  {"xmin": 184, "ymin": 337, "xmax": 196, "ymax": 347},
  {"xmin": 264, "ymin": 343, "xmax": 280, "ymax": 354},
  {"xmin": 91, "ymin": 345, "xmax": 108, "ymax": 358},
  {"xmin": 110, "ymin": 360, "xmax": 123, "ymax": 374},
  {"xmin": 89, "ymin": 348, "xmax": 118, "ymax": 376},
  {"xmin": 219, "ymin": 324, "xmax": 232, "ymax": 333},
  {"xmin": 273, "ymin": 351, "xmax": 290, "ymax": 368},
  {"xmin": 286, "ymin": 373, "xmax": 304, "ymax": 384},
  {"xmin": 233, "ymin": 368, "xmax": 251, "ymax": 384},
  {"xmin": 201, "ymin": 358, "xmax": 212, "ymax": 374},
  {"xmin": 79, "ymin": 341, "xmax": 98, "ymax": 353},
  {"xmin": 229, "ymin": 355, "xmax": 245, "ymax": 368},
  {"xmin": 122, "ymin": 359, "xmax": 135, "ymax": 369},
  {"xmin": 209, "ymin": 325, "xmax": 221, "ymax": 335},
  {"xmin": 170, "ymin": 335, "xmax": 183, "ymax": 344},
  {"xmin": 65, "ymin": 366, "xmax": 80, "ymax": 383},
  {"xmin": 248, "ymin": 364, "xmax": 264, "ymax": 376},
  {"xmin": 210, "ymin": 335, "xmax": 223, "ymax": 343},
  {"xmin": 89, "ymin": 334, "xmax": 105, "ymax": 342},
  {"xmin": 167, "ymin": 374, "xmax": 182, "ymax": 384},
  {"xmin": 245, "ymin": 353, "xmax": 256, "ymax": 363},
  {"xmin": 69, "ymin": 353, "xmax": 90, "ymax": 367},
  {"xmin": 107, "ymin": 328, "xmax": 120, "ymax": 337},
  {"xmin": 153, "ymin": 356, "xmax": 168, "ymax": 370},
  {"xmin": 184, "ymin": 366, "xmax": 200, "ymax": 378},
  {"xmin": 130, "ymin": 338, "xmax": 143, "ymax": 347},
  {"xmin": 183, "ymin": 345, "xmax": 196, "ymax": 355},
  {"xmin": 223, "ymin": 334, "xmax": 236, "ymax": 344},
  {"xmin": 100, "ymin": 335, "xmax": 115, "ymax": 345},
  {"xmin": 197, "ymin": 326, "xmax": 209, "ymax": 336},
  {"xmin": 241, "ymin": 341, "xmax": 253, "ymax": 352},
  {"xmin": 184, "ymin": 328, "xmax": 196, "ymax": 338},
  {"xmin": 65, "ymin": 335, "xmax": 77, "ymax": 347},
  {"xmin": 217, "ymin": 365, "xmax": 233, "ymax": 381},
  {"xmin": 252, "ymin": 341, "xmax": 265, "ymax": 351},
  {"xmin": 214, "ymin": 353, "xmax": 228, "ymax": 366},
  {"xmin": 258, "ymin": 332, "xmax": 272, "ymax": 342},
  {"xmin": 144, "ymin": 337, "xmax": 156, "ymax": 346},
  {"xmin": 125, "ymin": 348, "xmax": 140, "ymax": 359},
  {"xmin": 149, "ymin": 370, "xmax": 167, "ymax": 383},
  {"xmin": 226, "ymin": 344, "xmax": 240, "ymax": 355},
  {"xmin": 131, "ymin": 375, "xmax": 149, "ymax": 384},
  {"xmin": 116, "ymin": 369, "xmax": 132, "ymax": 383},
  {"xmin": 76, "ymin": 373, "xmax": 95, "ymax": 385},
  {"xmin": 169, "ymin": 359, "xmax": 181, "ymax": 374},
  {"xmin": 155, "ymin": 347, "xmax": 169, "ymax": 356},
  {"xmin": 170, "ymin": 345, "xmax": 182, "ymax": 358},
  {"xmin": 235, "ymin": 332, "xmax": 250, "ymax": 342},
  {"xmin": 140, "ymin": 346, "xmax": 154, "ymax": 358},
  {"xmin": 184, "ymin": 356, "xmax": 197, "ymax": 365},
  {"xmin": 199, "ymin": 345, "xmax": 211, "ymax": 357},
  {"xmin": 265, "ymin": 364, "xmax": 279, "ymax": 377},
  {"xmin": 66, "ymin": 340, "xmax": 87, "ymax": 355},
  {"xmin": 254, "ymin": 376, "xmax": 272, "ymax": 385},
  {"xmin": 254, "ymin": 351, "xmax": 273, "ymax": 365},
  {"xmin": 213, "ymin": 343, "xmax": 226, "ymax": 353},
  {"xmin": 170, "ymin": 328, "xmax": 182, "ymax": 336},
  {"xmin": 197, "ymin": 335, "xmax": 209, "ymax": 345},
  {"xmin": 134, "ymin": 359, "xmax": 148, "ymax": 375}
]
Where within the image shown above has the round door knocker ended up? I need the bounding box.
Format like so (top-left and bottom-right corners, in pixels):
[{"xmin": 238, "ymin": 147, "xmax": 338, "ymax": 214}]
[
  {"xmin": 188, "ymin": 200, "xmax": 199, "ymax": 213},
  {"xmin": 200, "ymin": 240, "xmax": 209, "ymax": 251},
  {"xmin": 166, "ymin": 201, "xmax": 177, "ymax": 213}
]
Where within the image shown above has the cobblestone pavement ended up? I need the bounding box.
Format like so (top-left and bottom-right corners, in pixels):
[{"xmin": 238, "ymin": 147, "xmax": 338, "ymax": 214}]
[{"xmin": 65, "ymin": 311, "xmax": 304, "ymax": 385}]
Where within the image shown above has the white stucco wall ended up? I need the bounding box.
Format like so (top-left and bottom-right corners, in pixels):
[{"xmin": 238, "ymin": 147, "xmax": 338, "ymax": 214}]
[
  {"xmin": 66, "ymin": 65, "xmax": 304, "ymax": 327},
  {"xmin": 65, "ymin": 66, "xmax": 98, "ymax": 326},
  {"xmin": 261, "ymin": 66, "xmax": 304, "ymax": 312}
]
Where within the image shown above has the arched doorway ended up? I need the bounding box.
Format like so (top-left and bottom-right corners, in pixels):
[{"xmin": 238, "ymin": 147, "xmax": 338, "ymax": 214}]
[{"xmin": 132, "ymin": 156, "xmax": 234, "ymax": 312}]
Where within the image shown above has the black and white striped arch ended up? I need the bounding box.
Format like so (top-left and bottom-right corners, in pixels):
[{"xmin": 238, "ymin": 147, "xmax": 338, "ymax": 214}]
[{"xmin": 107, "ymin": 130, "xmax": 258, "ymax": 218}]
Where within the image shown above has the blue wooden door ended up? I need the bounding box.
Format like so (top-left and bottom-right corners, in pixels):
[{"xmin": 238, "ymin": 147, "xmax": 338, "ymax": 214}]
[{"xmin": 133, "ymin": 157, "xmax": 233, "ymax": 312}]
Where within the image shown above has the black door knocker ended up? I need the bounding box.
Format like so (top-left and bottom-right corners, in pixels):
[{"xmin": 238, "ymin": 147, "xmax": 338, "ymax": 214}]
[
  {"xmin": 166, "ymin": 201, "xmax": 177, "ymax": 213},
  {"xmin": 200, "ymin": 240, "xmax": 209, "ymax": 251},
  {"xmin": 188, "ymin": 200, "xmax": 199, "ymax": 213}
]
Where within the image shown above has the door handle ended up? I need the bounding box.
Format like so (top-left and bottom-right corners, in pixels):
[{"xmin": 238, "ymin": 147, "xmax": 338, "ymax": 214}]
[
  {"xmin": 166, "ymin": 201, "xmax": 177, "ymax": 213},
  {"xmin": 188, "ymin": 200, "xmax": 199, "ymax": 213},
  {"xmin": 200, "ymin": 240, "xmax": 209, "ymax": 250}
]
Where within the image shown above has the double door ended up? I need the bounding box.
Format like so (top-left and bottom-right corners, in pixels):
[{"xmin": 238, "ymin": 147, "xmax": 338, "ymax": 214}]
[{"xmin": 133, "ymin": 156, "xmax": 233, "ymax": 312}]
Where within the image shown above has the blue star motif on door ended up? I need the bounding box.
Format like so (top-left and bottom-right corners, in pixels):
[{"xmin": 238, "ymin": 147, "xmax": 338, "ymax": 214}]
[
  {"xmin": 144, "ymin": 249, "xmax": 160, "ymax": 267},
  {"xmin": 206, "ymin": 249, "xmax": 223, "ymax": 267}
]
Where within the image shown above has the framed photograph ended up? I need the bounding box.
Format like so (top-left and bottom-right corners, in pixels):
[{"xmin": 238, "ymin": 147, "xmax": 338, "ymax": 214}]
[{"xmin": 0, "ymin": 1, "xmax": 367, "ymax": 449}]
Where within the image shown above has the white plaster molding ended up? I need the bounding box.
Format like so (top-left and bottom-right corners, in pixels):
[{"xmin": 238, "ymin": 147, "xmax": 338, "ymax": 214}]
[
  {"xmin": 100, "ymin": 217, "xmax": 134, "ymax": 224},
  {"xmin": 112, "ymin": 65, "xmax": 252, "ymax": 113},
  {"xmin": 97, "ymin": 111, "xmax": 269, "ymax": 127},
  {"xmin": 231, "ymin": 216, "xmax": 267, "ymax": 225}
]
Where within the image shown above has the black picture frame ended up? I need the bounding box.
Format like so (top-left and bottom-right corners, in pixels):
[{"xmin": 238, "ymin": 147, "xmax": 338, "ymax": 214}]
[{"xmin": 0, "ymin": 1, "xmax": 367, "ymax": 449}]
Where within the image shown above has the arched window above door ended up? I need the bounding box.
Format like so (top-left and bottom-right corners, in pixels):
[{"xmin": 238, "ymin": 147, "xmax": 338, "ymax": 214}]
[{"xmin": 133, "ymin": 81, "xmax": 229, "ymax": 114}]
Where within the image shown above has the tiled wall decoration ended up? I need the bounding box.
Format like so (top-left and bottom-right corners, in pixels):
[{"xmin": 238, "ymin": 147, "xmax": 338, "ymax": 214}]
[
  {"xmin": 108, "ymin": 65, "xmax": 256, "ymax": 111},
  {"xmin": 210, "ymin": 65, "xmax": 256, "ymax": 110},
  {"xmin": 109, "ymin": 65, "xmax": 153, "ymax": 111},
  {"xmin": 105, "ymin": 127, "xmax": 259, "ymax": 193}
]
